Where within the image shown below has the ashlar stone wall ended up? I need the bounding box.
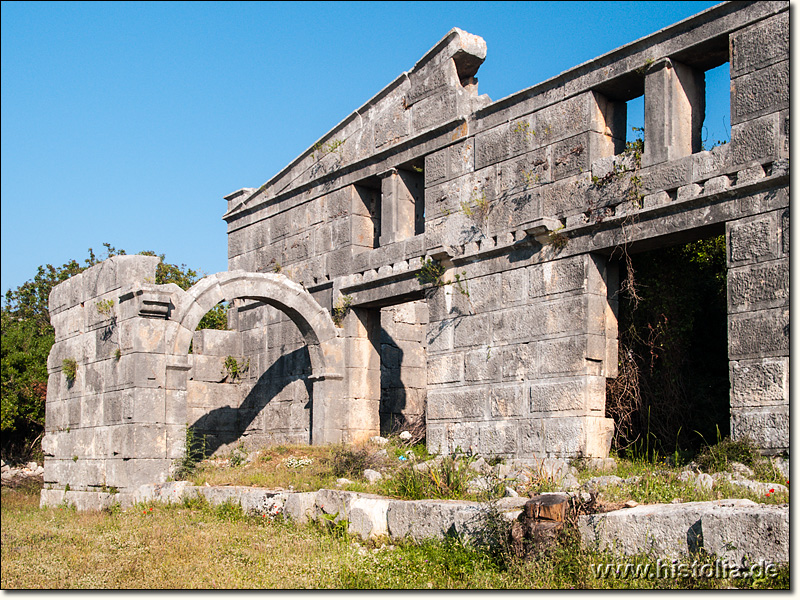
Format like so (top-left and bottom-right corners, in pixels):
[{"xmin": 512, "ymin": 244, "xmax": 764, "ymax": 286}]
[{"xmin": 222, "ymin": 1, "xmax": 788, "ymax": 458}]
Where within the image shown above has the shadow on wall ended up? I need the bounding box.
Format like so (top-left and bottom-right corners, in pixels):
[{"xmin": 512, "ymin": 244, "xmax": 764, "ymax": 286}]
[
  {"xmin": 190, "ymin": 346, "xmax": 312, "ymax": 455},
  {"xmin": 380, "ymin": 326, "xmax": 407, "ymax": 434}
]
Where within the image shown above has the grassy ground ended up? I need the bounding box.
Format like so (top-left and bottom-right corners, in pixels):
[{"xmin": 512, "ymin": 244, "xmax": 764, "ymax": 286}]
[{"xmin": 2, "ymin": 480, "xmax": 788, "ymax": 589}]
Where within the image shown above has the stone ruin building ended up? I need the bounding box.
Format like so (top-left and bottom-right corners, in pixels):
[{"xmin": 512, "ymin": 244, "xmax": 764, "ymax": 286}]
[{"xmin": 41, "ymin": 1, "xmax": 788, "ymax": 506}]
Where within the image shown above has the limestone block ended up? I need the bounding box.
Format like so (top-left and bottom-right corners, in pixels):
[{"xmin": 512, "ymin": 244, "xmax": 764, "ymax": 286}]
[
  {"xmin": 411, "ymin": 90, "xmax": 458, "ymax": 132},
  {"xmin": 66, "ymin": 397, "xmax": 81, "ymax": 426},
  {"xmin": 427, "ymin": 319, "xmax": 454, "ymax": 354},
  {"xmin": 780, "ymin": 208, "xmax": 789, "ymax": 255},
  {"xmin": 518, "ymin": 418, "xmax": 545, "ymax": 455},
  {"xmin": 425, "ymin": 148, "xmax": 448, "ymax": 186},
  {"xmin": 346, "ymin": 338, "xmax": 380, "ymax": 372},
  {"xmin": 731, "ymin": 60, "xmax": 788, "ymax": 125},
  {"xmin": 676, "ymin": 182, "xmax": 703, "ymax": 201},
  {"xmin": 529, "ymin": 376, "xmax": 605, "ymax": 414},
  {"xmin": 727, "ymin": 260, "xmax": 788, "ymax": 312},
  {"xmin": 728, "ymin": 307, "xmax": 788, "ymax": 359},
  {"xmin": 106, "ymin": 457, "xmax": 171, "ymax": 491},
  {"xmin": 728, "ymin": 215, "xmax": 777, "ymax": 264},
  {"xmin": 530, "ymin": 255, "xmax": 585, "ymax": 298},
  {"xmin": 475, "ymin": 123, "xmax": 510, "ymax": 170},
  {"xmin": 541, "ymin": 173, "xmax": 592, "ymax": 217},
  {"xmin": 490, "ymin": 385, "xmax": 524, "ymax": 417},
  {"xmin": 736, "ymin": 163, "xmax": 766, "ymax": 185},
  {"xmin": 134, "ymin": 481, "xmax": 197, "ymax": 505},
  {"xmin": 702, "ymin": 505, "xmax": 788, "ymax": 566},
  {"xmin": 501, "ymin": 344, "xmax": 536, "ymax": 381},
  {"xmin": 386, "ymin": 498, "xmax": 485, "ymax": 542},
  {"xmin": 501, "ymin": 267, "xmax": 528, "ymax": 306},
  {"xmin": 551, "ymin": 134, "xmax": 589, "ymax": 180},
  {"xmin": 730, "ymin": 113, "xmax": 779, "ymax": 166},
  {"xmin": 691, "ymin": 143, "xmax": 730, "ymax": 181},
  {"xmin": 730, "ymin": 11, "xmax": 789, "ymax": 78},
  {"xmin": 538, "ymin": 336, "xmax": 587, "ymax": 376},
  {"xmin": 730, "ymin": 406, "xmax": 788, "ymax": 452},
  {"xmin": 464, "ymin": 347, "xmax": 500, "ymax": 383},
  {"xmin": 132, "ymin": 388, "xmax": 167, "ymax": 424},
  {"xmin": 702, "ymin": 175, "xmax": 731, "ymax": 195},
  {"xmin": 479, "ymin": 421, "xmax": 518, "ymax": 455},
  {"xmin": 493, "ymin": 306, "xmax": 544, "ymax": 344},
  {"xmin": 284, "ymin": 491, "xmax": 318, "ymax": 524},
  {"xmin": 193, "ymin": 329, "xmax": 242, "ymax": 356},
  {"xmin": 427, "ymin": 387, "xmax": 486, "ymax": 420},
  {"xmin": 453, "ymin": 314, "xmax": 490, "ymax": 348},
  {"xmin": 374, "ymin": 104, "xmax": 410, "ymax": 149},
  {"xmin": 643, "ymin": 59, "xmax": 704, "ymax": 166},
  {"xmin": 103, "ymin": 392, "xmax": 134, "ymax": 425},
  {"xmin": 427, "ymin": 353, "xmax": 463, "ymax": 385},
  {"xmin": 80, "ymin": 394, "xmax": 104, "ymax": 428},
  {"xmin": 578, "ymin": 499, "xmax": 761, "ymax": 559},
  {"xmin": 133, "ymin": 424, "xmax": 168, "ymax": 459},
  {"xmin": 191, "ymin": 355, "xmax": 227, "ymax": 383}
]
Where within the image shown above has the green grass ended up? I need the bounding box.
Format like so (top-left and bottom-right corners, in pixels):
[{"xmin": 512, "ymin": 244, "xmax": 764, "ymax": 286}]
[{"xmin": 1, "ymin": 482, "xmax": 787, "ymax": 589}]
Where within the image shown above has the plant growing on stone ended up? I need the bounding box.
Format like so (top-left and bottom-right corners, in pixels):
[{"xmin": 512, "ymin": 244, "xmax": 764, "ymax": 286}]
[
  {"xmin": 174, "ymin": 425, "xmax": 206, "ymax": 480},
  {"xmin": 95, "ymin": 299, "xmax": 114, "ymax": 317},
  {"xmin": 62, "ymin": 358, "xmax": 77, "ymax": 384},
  {"xmin": 331, "ymin": 295, "xmax": 353, "ymax": 327},
  {"xmin": 311, "ymin": 138, "xmax": 345, "ymax": 160},
  {"xmin": 547, "ymin": 225, "xmax": 569, "ymax": 250},
  {"xmin": 460, "ymin": 190, "xmax": 490, "ymax": 230},
  {"xmin": 222, "ymin": 356, "xmax": 249, "ymax": 382},
  {"xmin": 415, "ymin": 258, "xmax": 447, "ymax": 288}
]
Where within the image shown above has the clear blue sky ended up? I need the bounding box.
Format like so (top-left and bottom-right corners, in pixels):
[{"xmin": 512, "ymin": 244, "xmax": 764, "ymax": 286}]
[{"xmin": 2, "ymin": 1, "xmax": 725, "ymax": 297}]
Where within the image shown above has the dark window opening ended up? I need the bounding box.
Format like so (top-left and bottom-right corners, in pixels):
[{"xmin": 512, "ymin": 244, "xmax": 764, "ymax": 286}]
[{"xmin": 354, "ymin": 177, "xmax": 381, "ymax": 249}]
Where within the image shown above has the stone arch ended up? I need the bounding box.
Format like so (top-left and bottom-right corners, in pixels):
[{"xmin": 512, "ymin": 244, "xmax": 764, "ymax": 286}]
[{"xmin": 165, "ymin": 271, "xmax": 345, "ymax": 445}]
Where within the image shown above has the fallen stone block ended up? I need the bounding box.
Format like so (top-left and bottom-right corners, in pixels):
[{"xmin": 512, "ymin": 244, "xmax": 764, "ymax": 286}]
[
  {"xmin": 134, "ymin": 481, "xmax": 197, "ymax": 505},
  {"xmin": 578, "ymin": 499, "xmax": 761, "ymax": 560},
  {"xmin": 701, "ymin": 504, "xmax": 788, "ymax": 566},
  {"xmin": 386, "ymin": 498, "xmax": 487, "ymax": 542}
]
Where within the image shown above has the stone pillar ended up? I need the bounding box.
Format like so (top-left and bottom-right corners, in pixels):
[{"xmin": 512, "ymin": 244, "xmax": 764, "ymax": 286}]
[
  {"xmin": 643, "ymin": 58, "xmax": 704, "ymax": 166},
  {"xmin": 726, "ymin": 207, "xmax": 789, "ymax": 454},
  {"xmin": 379, "ymin": 168, "xmax": 418, "ymax": 246},
  {"xmin": 42, "ymin": 256, "xmax": 178, "ymax": 499},
  {"xmin": 337, "ymin": 307, "xmax": 381, "ymax": 443}
]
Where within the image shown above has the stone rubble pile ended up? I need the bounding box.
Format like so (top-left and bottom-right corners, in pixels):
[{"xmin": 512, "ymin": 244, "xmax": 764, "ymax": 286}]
[{"xmin": 1, "ymin": 460, "xmax": 44, "ymax": 482}]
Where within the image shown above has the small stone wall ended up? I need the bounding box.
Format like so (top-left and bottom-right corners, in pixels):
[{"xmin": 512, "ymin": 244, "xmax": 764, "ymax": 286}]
[{"xmin": 40, "ymin": 482, "xmax": 789, "ymax": 567}]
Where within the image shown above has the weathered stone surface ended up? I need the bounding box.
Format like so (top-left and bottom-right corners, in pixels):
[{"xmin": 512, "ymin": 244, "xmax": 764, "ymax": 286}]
[
  {"xmin": 387, "ymin": 498, "xmax": 485, "ymax": 541},
  {"xmin": 578, "ymin": 499, "xmax": 763, "ymax": 559},
  {"xmin": 730, "ymin": 11, "xmax": 789, "ymax": 77},
  {"xmin": 701, "ymin": 504, "xmax": 789, "ymax": 566},
  {"xmin": 731, "ymin": 60, "xmax": 789, "ymax": 125}
]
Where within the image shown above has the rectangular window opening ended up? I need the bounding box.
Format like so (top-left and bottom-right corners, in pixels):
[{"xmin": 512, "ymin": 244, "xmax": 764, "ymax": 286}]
[
  {"xmin": 625, "ymin": 94, "xmax": 645, "ymax": 152},
  {"xmin": 701, "ymin": 62, "xmax": 731, "ymax": 150},
  {"xmin": 354, "ymin": 177, "xmax": 382, "ymax": 249}
]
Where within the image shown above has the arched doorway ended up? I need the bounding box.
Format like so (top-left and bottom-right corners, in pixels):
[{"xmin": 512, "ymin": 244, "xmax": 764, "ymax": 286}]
[{"xmin": 164, "ymin": 271, "xmax": 346, "ymax": 447}]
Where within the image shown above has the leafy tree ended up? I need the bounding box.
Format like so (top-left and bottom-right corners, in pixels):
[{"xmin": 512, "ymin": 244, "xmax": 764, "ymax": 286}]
[{"xmin": 1, "ymin": 244, "xmax": 226, "ymax": 461}]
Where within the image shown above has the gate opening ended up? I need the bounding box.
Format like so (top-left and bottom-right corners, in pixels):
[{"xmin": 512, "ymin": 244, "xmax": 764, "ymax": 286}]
[{"xmin": 606, "ymin": 233, "xmax": 729, "ymax": 458}]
